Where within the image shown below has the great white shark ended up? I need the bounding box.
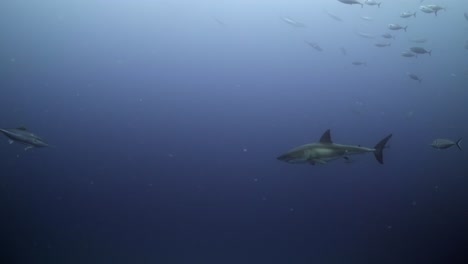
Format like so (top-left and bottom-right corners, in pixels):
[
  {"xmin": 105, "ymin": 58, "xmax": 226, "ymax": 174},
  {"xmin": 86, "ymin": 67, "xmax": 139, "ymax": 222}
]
[
  {"xmin": 277, "ymin": 129, "xmax": 392, "ymax": 165},
  {"xmin": 0, "ymin": 127, "xmax": 49, "ymax": 150}
]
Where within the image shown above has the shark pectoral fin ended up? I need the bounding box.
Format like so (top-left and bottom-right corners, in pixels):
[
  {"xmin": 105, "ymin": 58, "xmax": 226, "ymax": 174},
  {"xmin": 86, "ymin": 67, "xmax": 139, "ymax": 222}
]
[
  {"xmin": 24, "ymin": 146, "xmax": 33, "ymax": 151},
  {"xmin": 315, "ymin": 159, "xmax": 327, "ymax": 165},
  {"xmin": 8, "ymin": 140, "xmax": 14, "ymax": 144}
]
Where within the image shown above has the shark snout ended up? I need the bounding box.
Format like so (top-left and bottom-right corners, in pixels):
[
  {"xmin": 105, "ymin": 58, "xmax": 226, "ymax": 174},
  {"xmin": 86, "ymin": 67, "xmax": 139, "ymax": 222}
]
[{"xmin": 277, "ymin": 153, "xmax": 290, "ymax": 161}]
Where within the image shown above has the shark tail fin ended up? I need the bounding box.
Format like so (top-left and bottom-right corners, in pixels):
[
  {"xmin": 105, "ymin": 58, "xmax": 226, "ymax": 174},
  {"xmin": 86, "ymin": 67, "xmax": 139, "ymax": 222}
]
[
  {"xmin": 456, "ymin": 138, "xmax": 462, "ymax": 150},
  {"xmin": 374, "ymin": 134, "xmax": 392, "ymax": 164}
]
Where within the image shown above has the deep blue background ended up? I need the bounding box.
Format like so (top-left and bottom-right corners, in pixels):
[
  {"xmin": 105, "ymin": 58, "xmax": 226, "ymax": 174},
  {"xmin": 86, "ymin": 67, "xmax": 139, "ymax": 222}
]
[{"xmin": 1, "ymin": 1, "xmax": 468, "ymax": 263}]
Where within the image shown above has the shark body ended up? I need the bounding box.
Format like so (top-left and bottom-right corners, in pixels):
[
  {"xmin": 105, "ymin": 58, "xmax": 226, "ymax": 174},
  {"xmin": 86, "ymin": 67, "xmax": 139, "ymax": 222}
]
[
  {"xmin": 0, "ymin": 127, "xmax": 49, "ymax": 150},
  {"xmin": 277, "ymin": 129, "xmax": 392, "ymax": 165}
]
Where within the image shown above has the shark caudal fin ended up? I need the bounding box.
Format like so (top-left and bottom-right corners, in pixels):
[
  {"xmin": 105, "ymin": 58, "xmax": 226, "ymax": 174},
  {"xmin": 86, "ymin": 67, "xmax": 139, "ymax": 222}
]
[
  {"xmin": 374, "ymin": 134, "xmax": 393, "ymax": 164},
  {"xmin": 456, "ymin": 138, "xmax": 462, "ymax": 150}
]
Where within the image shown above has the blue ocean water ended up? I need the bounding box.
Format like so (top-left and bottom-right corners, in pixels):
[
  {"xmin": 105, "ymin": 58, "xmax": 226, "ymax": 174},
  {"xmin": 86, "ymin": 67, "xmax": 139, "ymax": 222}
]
[{"xmin": 1, "ymin": 0, "xmax": 467, "ymax": 263}]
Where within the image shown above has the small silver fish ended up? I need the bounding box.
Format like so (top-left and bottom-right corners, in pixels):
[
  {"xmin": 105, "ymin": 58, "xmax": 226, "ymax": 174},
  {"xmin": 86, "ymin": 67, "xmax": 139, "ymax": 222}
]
[
  {"xmin": 325, "ymin": 10, "xmax": 343, "ymax": 22},
  {"xmin": 356, "ymin": 31, "xmax": 376, "ymax": 39},
  {"xmin": 431, "ymin": 138, "xmax": 462, "ymax": 150},
  {"xmin": 401, "ymin": 51, "xmax": 417, "ymax": 58},
  {"xmin": 400, "ymin": 12, "xmax": 416, "ymax": 18},
  {"xmin": 305, "ymin": 41, "xmax": 323, "ymax": 51},
  {"xmin": 388, "ymin": 24, "xmax": 407, "ymax": 32},
  {"xmin": 420, "ymin": 6, "xmax": 435, "ymax": 15},
  {"xmin": 407, "ymin": 73, "xmax": 422, "ymax": 83},
  {"xmin": 364, "ymin": 0, "xmax": 381, "ymax": 7},
  {"xmin": 427, "ymin": 5, "xmax": 445, "ymax": 16},
  {"xmin": 281, "ymin": 17, "xmax": 306, "ymax": 28},
  {"xmin": 352, "ymin": 61, "xmax": 366, "ymax": 66},
  {"xmin": 375, "ymin": 43, "xmax": 391, "ymax": 47},
  {"xmin": 382, "ymin": 33, "xmax": 395, "ymax": 39},
  {"xmin": 409, "ymin": 37, "xmax": 428, "ymax": 43},
  {"xmin": 337, "ymin": 0, "xmax": 363, "ymax": 8},
  {"xmin": 410, "ymin": 47, "xmax": 431, "ymax": 55},
  {"xmin": 340, "ymin": 47, "xmax": 347, "ymax": 56}
]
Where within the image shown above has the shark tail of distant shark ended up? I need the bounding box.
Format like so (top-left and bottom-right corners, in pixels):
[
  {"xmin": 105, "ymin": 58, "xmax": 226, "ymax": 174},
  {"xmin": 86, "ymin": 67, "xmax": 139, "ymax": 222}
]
[
  {"xmin": 456, "ymin": 138, "xmax": 462, "ymax": 150},
  {"xmin": 374, "ymin": 134, "xmax": 393, "ymax": 164}
]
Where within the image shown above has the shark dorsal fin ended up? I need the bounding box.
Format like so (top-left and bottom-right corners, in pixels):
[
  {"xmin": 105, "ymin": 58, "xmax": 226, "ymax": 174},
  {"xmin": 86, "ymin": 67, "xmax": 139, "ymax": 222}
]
[
  {"xmin": 16, "ymin": 127, "xmax": 27, "ymax": 131},
  {"xmin": 319, "ymin": 129, "xmax": 333, "ymax": 144}
]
